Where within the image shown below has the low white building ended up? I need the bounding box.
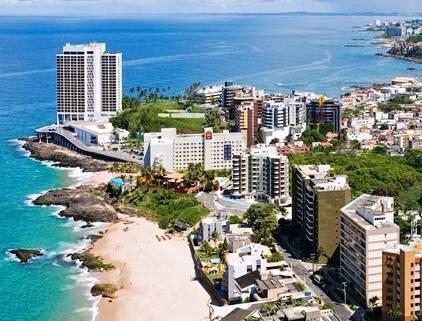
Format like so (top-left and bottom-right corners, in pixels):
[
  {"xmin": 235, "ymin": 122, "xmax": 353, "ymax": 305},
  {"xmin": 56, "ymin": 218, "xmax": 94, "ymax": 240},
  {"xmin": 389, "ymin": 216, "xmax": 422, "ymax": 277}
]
[
  {"xmin": 222, "ymin": 243, "xmax": 270, "ymax": 302},
  {"xmin": 67, "ymin": 121, "xmax": 129, "ymax": 147},
  {"xmin": 143, "ymin": 127, "xmax": 244, "ymax": 172},
  {"xmin": 200, "ymin": 216, "xmax": 229, "ymax": 242},
  {"xmin": 196, "ymin": 85, "xmax": 223, "ymax": 105}
]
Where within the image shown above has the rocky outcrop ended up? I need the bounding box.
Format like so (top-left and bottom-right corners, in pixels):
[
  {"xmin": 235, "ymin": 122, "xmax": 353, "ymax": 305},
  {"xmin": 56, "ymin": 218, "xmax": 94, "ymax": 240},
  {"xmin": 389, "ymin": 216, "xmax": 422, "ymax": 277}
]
[
  {"xmin": 33, "ymin": 185, "xmax": 119, "ymax": 223},
  {"xmin": 69, "ymin": 251, "xmax": 114, "ymax": 271},
  {"xmin": 91, "ymin": 283, "xmax": 119, "ymax": 298},
  {"xmin": 9, "ymin": 249, "xmax": 43, "ymax": 263},
  {"xmin": 21, "ymin": 138, "xmax": 112, "ymax": 172},
  {"xmin": 386, "ymin": 41, "xmax": 422, "ymax": 63}
]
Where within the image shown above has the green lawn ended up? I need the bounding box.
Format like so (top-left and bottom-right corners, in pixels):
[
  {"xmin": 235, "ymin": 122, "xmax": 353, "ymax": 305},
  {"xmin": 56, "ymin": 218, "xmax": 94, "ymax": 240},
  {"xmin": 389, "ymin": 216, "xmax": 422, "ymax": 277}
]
[{"xmin": 111, "ymin": 99, "xmax": 209, "ymax": 135}]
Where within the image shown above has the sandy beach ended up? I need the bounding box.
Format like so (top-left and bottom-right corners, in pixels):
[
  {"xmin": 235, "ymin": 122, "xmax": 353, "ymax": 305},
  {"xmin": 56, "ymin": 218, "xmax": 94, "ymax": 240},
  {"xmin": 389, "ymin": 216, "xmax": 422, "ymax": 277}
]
[{"xmin": 91, "ymin": 216, "xmax": 210, "ymax": 321}]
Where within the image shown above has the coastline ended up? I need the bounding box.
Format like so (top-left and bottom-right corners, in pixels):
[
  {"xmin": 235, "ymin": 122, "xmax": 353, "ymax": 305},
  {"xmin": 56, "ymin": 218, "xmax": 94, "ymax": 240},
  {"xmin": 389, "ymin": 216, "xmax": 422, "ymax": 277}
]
[
  {"xmin": 90, "ymin": 217, "xmax": 210, "ymax": 321},
  {"xmin": 22, "ymin": 139, "xmax": 210, "ymax": 321}
]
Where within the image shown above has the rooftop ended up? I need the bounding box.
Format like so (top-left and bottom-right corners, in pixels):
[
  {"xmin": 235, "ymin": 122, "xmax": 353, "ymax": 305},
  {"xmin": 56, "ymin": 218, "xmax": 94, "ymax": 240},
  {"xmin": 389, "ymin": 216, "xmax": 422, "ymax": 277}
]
[
  {"xmin": 297, "ymin": 164, "xmax": 331, "ymax": 179},
  {"xmin": 341, "ymin": 194, "xmax": 397, "ymax": 230}
]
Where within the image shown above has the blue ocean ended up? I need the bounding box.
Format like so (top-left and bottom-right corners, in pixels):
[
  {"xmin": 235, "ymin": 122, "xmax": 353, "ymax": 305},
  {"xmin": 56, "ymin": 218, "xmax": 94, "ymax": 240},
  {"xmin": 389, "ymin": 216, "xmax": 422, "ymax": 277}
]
[{"xmin": 0, "ymin": 14, "xmax": 420, "ymax": 321}]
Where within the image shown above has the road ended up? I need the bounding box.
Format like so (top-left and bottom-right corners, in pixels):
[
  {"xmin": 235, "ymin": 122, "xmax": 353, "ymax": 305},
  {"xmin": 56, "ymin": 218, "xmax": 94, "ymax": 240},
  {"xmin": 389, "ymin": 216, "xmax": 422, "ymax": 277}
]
[{"xmin": 276, "ymin": 235, "xmax": 354, "ymax": 321}]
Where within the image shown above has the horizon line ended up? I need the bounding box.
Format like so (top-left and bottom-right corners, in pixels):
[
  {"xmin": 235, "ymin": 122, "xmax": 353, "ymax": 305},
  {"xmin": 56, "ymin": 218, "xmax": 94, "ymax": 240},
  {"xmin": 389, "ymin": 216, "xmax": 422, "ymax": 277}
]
[{"xmin": 0, "ymin": 11, "xmax": 421, "ymax": 18}]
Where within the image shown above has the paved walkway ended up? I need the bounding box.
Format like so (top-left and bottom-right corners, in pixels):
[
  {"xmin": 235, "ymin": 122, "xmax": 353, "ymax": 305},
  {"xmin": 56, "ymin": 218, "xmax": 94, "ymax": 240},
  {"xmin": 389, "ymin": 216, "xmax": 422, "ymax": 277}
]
[{"xmin": 37, "ymin": 125, "xmax": 141, "ymax": 163}]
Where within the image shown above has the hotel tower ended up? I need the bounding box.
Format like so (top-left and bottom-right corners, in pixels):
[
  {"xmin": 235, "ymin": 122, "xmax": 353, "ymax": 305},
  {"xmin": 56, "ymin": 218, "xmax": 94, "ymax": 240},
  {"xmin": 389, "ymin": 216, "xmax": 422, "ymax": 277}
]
[{"xmin": 56, "ymin": 42, "xmax": 122, "ymax": 124}]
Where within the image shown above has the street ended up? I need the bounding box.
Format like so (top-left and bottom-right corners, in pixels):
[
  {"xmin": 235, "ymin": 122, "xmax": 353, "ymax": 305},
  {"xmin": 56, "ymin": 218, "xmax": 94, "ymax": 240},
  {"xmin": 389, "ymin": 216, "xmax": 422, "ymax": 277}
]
[{"xmin": 276, "ymin": 234, "xmax": 356, "ymax": 321}]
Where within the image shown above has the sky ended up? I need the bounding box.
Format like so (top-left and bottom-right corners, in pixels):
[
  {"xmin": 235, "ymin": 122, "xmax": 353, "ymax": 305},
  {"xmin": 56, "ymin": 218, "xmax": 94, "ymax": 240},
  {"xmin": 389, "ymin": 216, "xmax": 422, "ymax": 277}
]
[{"xmin": 0, "ymin": 0, "xmax": 421, "ymax": 16}]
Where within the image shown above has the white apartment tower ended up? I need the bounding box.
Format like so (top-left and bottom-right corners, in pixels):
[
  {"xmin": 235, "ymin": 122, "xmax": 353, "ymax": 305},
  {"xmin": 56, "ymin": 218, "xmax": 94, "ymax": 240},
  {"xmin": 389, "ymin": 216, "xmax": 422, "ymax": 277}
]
[
  {"xmin": 340, "ymin": 194, "xmax": 399, "ymax": 306},
  {"xmin": 261, "ymin": 99, "xmax": 306, "ymax": 145},
  {"xmin": 56, "ymin": 42, "xmax": 122, "ymax": 124},
  {"xmin": 232, "ymin": 145, "xmax": 289, "ymax": 204}
]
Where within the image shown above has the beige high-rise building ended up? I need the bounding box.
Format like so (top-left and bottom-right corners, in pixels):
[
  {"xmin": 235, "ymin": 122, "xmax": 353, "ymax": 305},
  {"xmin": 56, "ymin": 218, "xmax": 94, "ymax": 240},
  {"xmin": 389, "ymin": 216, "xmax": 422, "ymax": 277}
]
[
  {"xmin": 340, "ymin": 194, "xmax": 400, "ymax": 306},
  {"xmin": 231, "ymin": 145, "xmax": 289, "ymax": 204},
  {"xmin": 382, "ymin": 240, "xmax": 422, "ymax": 321},
  {"xmin": 56, "ymin": 42, "xmax": 122, "ymax": 124}
]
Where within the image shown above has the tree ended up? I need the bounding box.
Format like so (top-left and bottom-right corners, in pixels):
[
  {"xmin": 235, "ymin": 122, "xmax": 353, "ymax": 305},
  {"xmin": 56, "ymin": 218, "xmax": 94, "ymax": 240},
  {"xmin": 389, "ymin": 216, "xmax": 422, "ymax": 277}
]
[
  {"xmin": 372, "ymin": 144, "xmax": 388, "ymax": 155},
  {"xmin": 244, "ymin": 203, "xmax": 278, "ymax": 246},
  {"xmin": 415, "ymin": 310, "xmax": 422, "ymax": 321},
  {"xmin": 369, "ymin": 296, "xmax": 379, "ymax": 312},
  {"xmin": 269, "ymin": 138, "xmax": 280, "ymax": 145},
  {"xmin": 316, "ymin": 247, "xmax": 326, "ymax": 262},
  {"xmin": 211, "ymin": 230, "xmax": 220, "ymax": 245},
  {"xmin": 404, "ymin": 150, "xmax": 422, "ymax": 172},
  {"xmin": 183, "ymin": 163, "xmax": 206, "ymax": 187},
  {"xmin": 387, "ymin": 304, "xmax": 402, "ymax": 321}
]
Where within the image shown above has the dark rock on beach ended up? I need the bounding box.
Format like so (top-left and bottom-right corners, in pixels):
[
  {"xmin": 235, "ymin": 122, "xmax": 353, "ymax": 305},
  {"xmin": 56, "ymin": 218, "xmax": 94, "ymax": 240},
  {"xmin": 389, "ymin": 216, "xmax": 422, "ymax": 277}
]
[
  {"xmin": 81, "ymin": 222, "xmax": 95, "ymax": 229},
  {"xmin": 21, "ymin": 138, "xmax": 112, "ymax": 172},
  {"xmin": 9, "ymin": 249, "xmax": 43, "ymax": 263},
  {"xmin": 91, "ymin": 283, "xmax": 118, "ymax": 298},
  {"xmin": 33, "ymin": 185, "xmax": 119, "ymax": 223},
  {"xmin": 69, "ymin": 251, "xmax": 114, "ymax": 271}
]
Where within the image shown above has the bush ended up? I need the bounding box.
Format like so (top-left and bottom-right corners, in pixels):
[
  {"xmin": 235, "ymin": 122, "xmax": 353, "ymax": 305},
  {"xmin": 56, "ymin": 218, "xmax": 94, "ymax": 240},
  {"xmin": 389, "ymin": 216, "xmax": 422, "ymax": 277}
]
[
  {"xmin": 267, "ymin": 251, "xmax": 283, "ymax": 263},
  {"xmin": 228, "ymin": 215, "xmax": 243, "ymax": 224}
]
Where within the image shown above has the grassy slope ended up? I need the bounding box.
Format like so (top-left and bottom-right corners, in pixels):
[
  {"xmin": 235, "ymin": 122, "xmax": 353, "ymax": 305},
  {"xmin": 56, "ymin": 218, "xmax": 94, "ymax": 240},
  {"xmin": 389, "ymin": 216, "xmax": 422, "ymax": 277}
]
[{"xmin": 118, "ymin": 186, "xmax": 209, "ymax": 228}]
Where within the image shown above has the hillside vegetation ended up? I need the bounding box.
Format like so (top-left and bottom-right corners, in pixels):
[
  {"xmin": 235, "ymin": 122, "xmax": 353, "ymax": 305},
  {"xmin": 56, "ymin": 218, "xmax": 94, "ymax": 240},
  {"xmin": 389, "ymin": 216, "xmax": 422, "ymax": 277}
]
[
  {"xmin": 289, "ymin": 150, "xmax": 422, "ymax": 211},
  {"xmin": 118, "ymin": 186, "xmax": 209, "ymax": 228}
]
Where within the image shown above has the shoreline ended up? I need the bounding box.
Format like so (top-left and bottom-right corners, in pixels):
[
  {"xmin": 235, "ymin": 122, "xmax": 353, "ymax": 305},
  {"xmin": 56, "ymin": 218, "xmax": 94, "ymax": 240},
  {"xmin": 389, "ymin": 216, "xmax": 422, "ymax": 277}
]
[
  {"xmin": 90, "ymin": 217, "xmax": 210, "ymax": 321},
  {"xmin": 22, "ymin": 139, "xmax": 211, "ymax": 321}
]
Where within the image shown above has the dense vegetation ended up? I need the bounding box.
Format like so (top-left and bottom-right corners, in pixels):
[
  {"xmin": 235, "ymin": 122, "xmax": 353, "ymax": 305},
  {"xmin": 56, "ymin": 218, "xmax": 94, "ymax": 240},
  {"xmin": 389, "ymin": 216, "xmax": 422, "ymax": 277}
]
[
  {"xmin": 289, "ymin": 150, "xmax": 422, "ymax": 211},
  {"xmin": 300, "ymin": 124, "xmax": 334, "ymax": 145},
  {"xmin": 408, "ymin": 34, "xmax": 422, "ymax": 43},
  {"xmin": 118, "ymin": 186, "xmax": 209, "ymax": 228},
  {"xmin": 377, "ymin": 96, "xmax": 414, "ymax": 112},
  {"xmin": 244, "ymin": 203, "xmax": 279, "ymax": 246}
]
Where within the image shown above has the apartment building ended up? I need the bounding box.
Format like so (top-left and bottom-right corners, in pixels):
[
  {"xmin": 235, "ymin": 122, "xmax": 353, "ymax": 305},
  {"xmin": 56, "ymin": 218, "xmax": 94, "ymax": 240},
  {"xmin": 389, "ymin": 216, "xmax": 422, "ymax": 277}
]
[
  {"xmin": 261, "ymin": 99, "xmax": 306, "ymax": 145},
  {"xmin": 292, "ymin": 165, "xmax": 352, "ymax": 264},
  {"xmin": 222, "ymin": 81, "xmax": 242, "ymax": 109},
  {"xmin": 56, "ymin": 42, "xmax": 122, "ymax": 124},
  {"xmin": 382, "ymin": 240, "xmax": 422, "ymax": 321},
  {"xmin": 143, "ymin": 127, "xmax": 244, "ymax": 172},
  {"xmin": 196, "ymin": 85, "xmax": 223, "ymax": 105},
  {"xmin": 231, "ymin": 145, "xmax": 289, "ymax": 204},
  {"xmin": 231, "ymin": 87, "xmax": 264, "ymax": 146},
  {"xmin": 306, "ymin": 99, "xmax": 342, "ymax": 133},
  {"xmin": 234, "ymin": 100, "xmax": 258, "ymax": 147},
  {"xmin": 340, "ymin": 195, "xmax": 400, "ymax": 306}
]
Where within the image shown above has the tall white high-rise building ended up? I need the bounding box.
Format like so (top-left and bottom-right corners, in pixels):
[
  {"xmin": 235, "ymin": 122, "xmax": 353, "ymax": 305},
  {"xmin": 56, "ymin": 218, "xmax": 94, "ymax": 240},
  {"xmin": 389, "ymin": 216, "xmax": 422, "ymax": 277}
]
[{"xmin": 56, "ymin": 42, "xmax": 122, "ymax": 124}]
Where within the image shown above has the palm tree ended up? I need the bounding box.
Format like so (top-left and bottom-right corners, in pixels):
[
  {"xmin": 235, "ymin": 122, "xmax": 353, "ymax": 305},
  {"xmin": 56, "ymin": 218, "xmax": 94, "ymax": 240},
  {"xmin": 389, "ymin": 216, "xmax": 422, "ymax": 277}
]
[
  {"xmin": 387, "ymin": 304, "xmax": 402, "ymax": 321},
  {"xmin": 368, "ymin": 296, "xmax": 379, "ymax": 312},
  {"xmin": 211, "ymin": 230, "xmax": 219, "ymax": 246}
]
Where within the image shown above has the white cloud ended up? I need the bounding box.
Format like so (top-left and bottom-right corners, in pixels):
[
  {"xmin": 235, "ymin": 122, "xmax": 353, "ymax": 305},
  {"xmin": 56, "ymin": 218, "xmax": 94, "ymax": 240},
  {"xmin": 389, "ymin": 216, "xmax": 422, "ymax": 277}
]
[{"xmin": 0, "ymin": 0, "xmax": 420, "ymax": 15}]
